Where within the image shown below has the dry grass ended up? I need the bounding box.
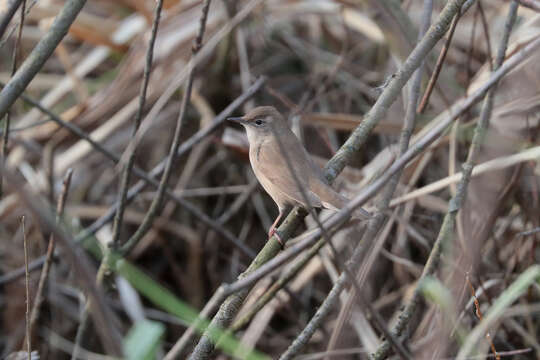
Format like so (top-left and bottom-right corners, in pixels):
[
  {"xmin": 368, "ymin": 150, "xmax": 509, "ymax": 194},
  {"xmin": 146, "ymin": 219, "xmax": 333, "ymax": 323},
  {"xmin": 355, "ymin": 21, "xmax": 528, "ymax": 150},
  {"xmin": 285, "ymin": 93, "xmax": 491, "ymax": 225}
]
[{"xmin": 0, "ymin": 0, "xmax": 539, "ymax": 359}]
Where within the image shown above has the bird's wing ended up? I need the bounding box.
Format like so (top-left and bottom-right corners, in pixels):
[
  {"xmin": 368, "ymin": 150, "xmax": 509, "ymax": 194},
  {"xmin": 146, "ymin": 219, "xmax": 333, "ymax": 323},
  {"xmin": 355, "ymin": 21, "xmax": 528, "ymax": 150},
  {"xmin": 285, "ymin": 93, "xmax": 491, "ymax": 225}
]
[
  {"xmin": 311, "ymin": 179, "xmax": 371, "ymax": 219},
  {"xmin": 253, "ymin": 139, "xmax": 322, "ymax": 208},
  {"xmin": 310, "ymin": 179, "xmax": 346, "ymax": 211}
]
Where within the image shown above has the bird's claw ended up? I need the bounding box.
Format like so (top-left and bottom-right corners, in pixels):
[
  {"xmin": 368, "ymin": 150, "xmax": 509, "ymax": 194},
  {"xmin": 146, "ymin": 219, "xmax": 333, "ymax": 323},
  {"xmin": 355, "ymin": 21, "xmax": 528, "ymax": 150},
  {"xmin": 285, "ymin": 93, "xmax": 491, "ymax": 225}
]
[{"xmin": 268, "ymin": 228, "xmax": 284, "ymax": 250}]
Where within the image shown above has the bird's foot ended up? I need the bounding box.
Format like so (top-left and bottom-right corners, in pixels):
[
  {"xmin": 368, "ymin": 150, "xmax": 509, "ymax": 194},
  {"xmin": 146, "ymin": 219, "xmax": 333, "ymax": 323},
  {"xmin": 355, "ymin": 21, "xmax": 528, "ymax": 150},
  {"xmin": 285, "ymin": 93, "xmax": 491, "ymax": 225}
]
[{"xmin": 268, "ymin": 228, "xmax": 284, "ymax": 250}]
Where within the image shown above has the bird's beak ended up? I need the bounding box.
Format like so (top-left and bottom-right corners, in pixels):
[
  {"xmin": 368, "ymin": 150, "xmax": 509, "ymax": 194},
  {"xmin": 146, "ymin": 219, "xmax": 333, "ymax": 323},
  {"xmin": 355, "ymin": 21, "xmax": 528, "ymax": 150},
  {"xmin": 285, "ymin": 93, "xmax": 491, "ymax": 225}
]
[{"xmin": 227, "ymin": 116, "xmax": 247, "ymax": 125}]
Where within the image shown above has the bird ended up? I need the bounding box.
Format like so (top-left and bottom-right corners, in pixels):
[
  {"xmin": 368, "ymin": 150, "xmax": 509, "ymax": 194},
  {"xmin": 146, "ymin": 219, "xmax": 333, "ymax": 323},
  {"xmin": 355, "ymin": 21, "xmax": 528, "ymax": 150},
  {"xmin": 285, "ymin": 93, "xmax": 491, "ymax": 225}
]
[{"xmin": 228, "ymin": 106, "xmax": 370, "ymax": 247}]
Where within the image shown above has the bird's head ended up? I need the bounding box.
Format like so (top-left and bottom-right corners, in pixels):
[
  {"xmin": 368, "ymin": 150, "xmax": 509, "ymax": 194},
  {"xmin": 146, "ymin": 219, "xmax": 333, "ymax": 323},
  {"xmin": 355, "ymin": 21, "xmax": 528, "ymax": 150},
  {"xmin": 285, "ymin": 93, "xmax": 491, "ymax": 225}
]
[{"xmin": 227, "ymin": 106, "xmax": 285, "ymax": 141}]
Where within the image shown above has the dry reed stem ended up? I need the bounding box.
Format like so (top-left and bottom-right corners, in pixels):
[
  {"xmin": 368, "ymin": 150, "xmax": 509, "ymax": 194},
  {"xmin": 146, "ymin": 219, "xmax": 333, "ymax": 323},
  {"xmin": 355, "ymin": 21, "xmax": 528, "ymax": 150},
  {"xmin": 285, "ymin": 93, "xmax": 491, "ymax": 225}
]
[
  {"xmin": 2, "ymin": 167, "xmax": 123, "ymax": 356},
  {"xmin": 28, "ymin": 169, "xmax": 73, "ymax": 345},
  {"xmin": 21, "ymin": 216, "xmax": 31, "ymax": 360}
]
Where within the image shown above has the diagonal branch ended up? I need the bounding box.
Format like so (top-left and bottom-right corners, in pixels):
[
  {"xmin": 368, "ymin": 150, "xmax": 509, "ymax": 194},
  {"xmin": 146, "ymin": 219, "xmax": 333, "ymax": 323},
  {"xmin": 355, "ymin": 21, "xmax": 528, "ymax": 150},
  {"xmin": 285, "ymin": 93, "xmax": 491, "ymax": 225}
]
[{"xmin": 0, "ymin": 0, "xmax": 87, "ymax": 119}]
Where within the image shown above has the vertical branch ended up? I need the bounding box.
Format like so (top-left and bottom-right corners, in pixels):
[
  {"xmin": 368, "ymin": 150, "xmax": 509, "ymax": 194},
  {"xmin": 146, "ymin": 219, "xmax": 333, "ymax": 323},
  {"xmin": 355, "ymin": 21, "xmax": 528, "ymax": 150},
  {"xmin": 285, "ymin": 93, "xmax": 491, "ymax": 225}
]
[
  {"xmin": 28, "ymin": 169, "xmax": 73, "ymax": 343},
  {"xmin": 119, "ymin": 0, "xmax": 213, "ymax": 255},
  {"xmin": 477, "ymin": 1, "xmax": 493, "ymax": 70},
  {"xmin": 22, "ymin": 216, "xmax": 31, "ymax": 359},
  {"xmin": 111, "ymin": 0, "xmax": 164, "ymax": 249}
]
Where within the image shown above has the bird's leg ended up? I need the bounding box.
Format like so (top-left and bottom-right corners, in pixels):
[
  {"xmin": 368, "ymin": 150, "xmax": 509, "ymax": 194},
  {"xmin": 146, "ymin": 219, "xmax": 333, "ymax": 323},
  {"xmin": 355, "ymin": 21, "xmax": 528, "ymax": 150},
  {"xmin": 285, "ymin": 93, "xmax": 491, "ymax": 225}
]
[{"xmin": 268, "ymin": 211, "xmax": 284, "ymax": 248}]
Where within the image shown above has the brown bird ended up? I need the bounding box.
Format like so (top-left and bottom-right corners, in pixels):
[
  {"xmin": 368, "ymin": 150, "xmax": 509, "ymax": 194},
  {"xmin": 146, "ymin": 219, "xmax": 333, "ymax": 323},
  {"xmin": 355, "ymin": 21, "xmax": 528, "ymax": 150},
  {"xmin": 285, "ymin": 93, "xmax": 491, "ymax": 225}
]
[{"xmin": 228, "ymin": 106, "xmax": 370, "ymax": 246}]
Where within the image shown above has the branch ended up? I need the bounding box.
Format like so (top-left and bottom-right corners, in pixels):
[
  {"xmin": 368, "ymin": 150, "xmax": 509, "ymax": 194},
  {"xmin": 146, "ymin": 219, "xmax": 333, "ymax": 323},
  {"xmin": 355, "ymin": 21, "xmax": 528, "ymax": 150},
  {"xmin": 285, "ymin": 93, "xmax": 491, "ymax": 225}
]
[
  {"xmin": 510, "ymin": 0, "xmax": 540, "ymax": 11},
  {"xmin": 28, "ymin": 169, "xmax": 73, "ymax": 343},
  {"xmin": 119, "ymin": 0, "xmax": 212, "ymax": 255},
  {"xmin": 111, "ymin": 0, "xmax": 164, "ymax": 248},
  {"xmin": 0, "ymin": 0, "xmax": 87, "ymax": 119},
  {"xmin": 0, "ymin": 0, "xmax": 23, "ymax": 38}
]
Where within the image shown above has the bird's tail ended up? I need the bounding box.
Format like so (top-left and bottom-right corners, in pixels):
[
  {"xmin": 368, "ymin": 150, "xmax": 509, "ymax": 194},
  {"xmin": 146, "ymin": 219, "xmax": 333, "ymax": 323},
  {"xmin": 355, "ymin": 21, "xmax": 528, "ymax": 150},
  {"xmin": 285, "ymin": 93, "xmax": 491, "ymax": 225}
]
[{"xmin": 315, "ymin": 181, "xmax": 371, "ymax": 220}]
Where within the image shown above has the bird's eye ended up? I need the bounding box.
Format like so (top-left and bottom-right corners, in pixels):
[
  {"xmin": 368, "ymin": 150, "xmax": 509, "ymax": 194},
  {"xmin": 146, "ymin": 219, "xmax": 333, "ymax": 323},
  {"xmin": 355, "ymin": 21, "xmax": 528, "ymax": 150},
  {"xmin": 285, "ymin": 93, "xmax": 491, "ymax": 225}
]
[{"xmin": 255, "ymin": 119, "xmax": 263, "ymax": 126}]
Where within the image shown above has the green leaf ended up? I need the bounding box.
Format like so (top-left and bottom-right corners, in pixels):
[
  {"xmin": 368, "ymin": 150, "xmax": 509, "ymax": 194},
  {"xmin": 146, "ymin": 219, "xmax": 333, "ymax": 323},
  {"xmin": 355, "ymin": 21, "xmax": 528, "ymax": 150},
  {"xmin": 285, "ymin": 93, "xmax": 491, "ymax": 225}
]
[
  {"xmin": 72, "ymin": 225, "xmax": 270, "ymax": 360},
  {"xmin": 115, "ymin": 258, "xmax": 270, "ymax": 360},
  {"xmin": 124, "ymin": 320, "xmax": 165, "ymax": 360}
]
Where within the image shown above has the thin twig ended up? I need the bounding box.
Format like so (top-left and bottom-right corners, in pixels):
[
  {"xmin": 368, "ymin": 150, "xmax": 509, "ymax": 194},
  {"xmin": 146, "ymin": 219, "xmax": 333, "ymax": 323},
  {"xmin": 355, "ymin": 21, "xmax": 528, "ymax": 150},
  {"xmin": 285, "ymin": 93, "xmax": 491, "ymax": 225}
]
[
  {"xmin": 517, "ymin": 227, "xmax": 540, "ymax": 237},
  {"xmin": 465, "ymin": 275, "xmax": 500, "ymax": 360},
  {"xmin": 2, "ymin": 168, "xmax": 123, "ymax": 356},
  {"xmin": 111, "ymin": 0, "xmax": 164, "ymax": 249},
  {"xmin": 477, "ymin": 1, "xmax": 493, "ymax": 71},
  {"xmin": 71, "ymin": 262, "xmax": 109, "ymax": 360},
  {"xmin": 235, "ymin": 25, "xmax": 254, "ymax": 112},
  {"xmin": 418, "ymin": 6, "xmax": 462, "ymax": 113},
  {"xmin": 0, "ymin": 0, "xmax": 38, "ymax": 50},
  {"xmin": 22, "ymin": 216, "xmax": 31, "ymax": 359},
  {"xmin": 466, "ymin": 3, "xmax": 480, "ymax": 88},
  {"xmin": 28, "ymin": 169, "xmax": 73, "ymax": 344},
  {"xmin": 119, "ymin": 0, "xmax": 212, "ymax": 255}
]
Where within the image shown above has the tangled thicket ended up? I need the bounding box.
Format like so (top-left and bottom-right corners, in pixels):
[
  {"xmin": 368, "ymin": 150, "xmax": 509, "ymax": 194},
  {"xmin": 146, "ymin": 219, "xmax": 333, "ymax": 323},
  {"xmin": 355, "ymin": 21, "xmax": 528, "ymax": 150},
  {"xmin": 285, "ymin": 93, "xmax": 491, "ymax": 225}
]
[{"xmin": 0, "ymin": 1, "xmax": 539, "ymax": 359}]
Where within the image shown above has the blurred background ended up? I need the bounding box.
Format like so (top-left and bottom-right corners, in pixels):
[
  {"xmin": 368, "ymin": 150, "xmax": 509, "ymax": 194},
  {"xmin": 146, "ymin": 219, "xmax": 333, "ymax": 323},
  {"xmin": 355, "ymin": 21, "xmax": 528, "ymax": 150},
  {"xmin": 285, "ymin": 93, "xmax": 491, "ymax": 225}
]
[{"xmin": 0, "ymin": 0, "xmax": 539, "ymax": 359}]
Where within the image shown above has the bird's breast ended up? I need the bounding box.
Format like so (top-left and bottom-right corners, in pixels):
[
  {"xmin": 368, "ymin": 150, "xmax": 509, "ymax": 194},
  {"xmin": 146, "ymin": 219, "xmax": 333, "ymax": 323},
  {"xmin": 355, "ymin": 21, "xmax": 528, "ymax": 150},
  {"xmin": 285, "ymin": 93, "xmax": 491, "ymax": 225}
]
[{"xmin": 249, "ymin": 141, "xmax": 264, "ymax": 170}]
